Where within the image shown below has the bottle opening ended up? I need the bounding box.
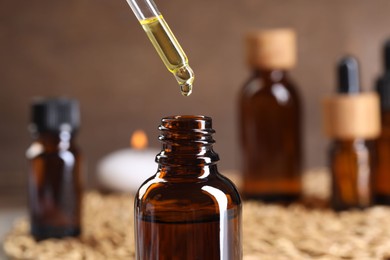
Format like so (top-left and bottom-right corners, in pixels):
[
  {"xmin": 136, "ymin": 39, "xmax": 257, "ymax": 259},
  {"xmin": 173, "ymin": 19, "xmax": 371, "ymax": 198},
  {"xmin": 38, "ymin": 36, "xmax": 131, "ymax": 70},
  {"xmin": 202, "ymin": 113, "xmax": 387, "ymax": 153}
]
[
  {"xmin": 157, "ymin": 115, "xmax": 219, "ymax": 166},
  {"xmin": 161, "ymin": 115, "xmax": 212, "ymax": 131}
]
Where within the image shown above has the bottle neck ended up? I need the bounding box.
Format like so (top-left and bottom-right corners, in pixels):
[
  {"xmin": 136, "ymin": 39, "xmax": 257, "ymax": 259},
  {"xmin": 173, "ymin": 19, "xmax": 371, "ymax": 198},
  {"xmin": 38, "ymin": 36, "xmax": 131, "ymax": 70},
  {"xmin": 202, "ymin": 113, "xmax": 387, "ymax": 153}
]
[
  {"xmin": 157, "ymin": 164, "xmax": 219, "ymax": 178},
  {"xmin": 34, "ymin": 131, "xmax": 75, "ymax": 151},
  {"xmin": 380, "ymin": 111, "xmax": 390, "ymax": 137},
  {"xmin": 382, "ymin": 110, "xmax": 390, "ymax": 127},
  {"xmin": 155, "ymin": 116, "xmax": 220, "ymax": 177},
  {"xmin": 253, "ymin": 68, "xmax": 289, "ymax": 83},
  {"xmin": 331, "ymin": 138, "xmax": 370, "ymax": 151}
]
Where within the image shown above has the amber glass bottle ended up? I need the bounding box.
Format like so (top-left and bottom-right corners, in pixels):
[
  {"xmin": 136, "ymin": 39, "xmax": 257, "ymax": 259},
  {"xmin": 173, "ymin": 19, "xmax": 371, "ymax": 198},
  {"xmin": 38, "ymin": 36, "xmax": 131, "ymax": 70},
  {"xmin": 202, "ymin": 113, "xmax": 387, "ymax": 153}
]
[
  {"xmin": 324, "ymin": 57, "xmax": 380, "ymax": 211},
  {"xmin": 375, "ymin": 40, "xmax": 390, "ymax": 204},
  {"xmin": 135, "ymin": 115, "xmax": 242, "ymax": 260},
  {"xmin": 26, "ymin": 98, "xmax": 82, "ymax": 240},
  {"xmin": 329, "ymin": 139, "xmax": 376, "ymax": 210},
  {"xmin": 239, "ymin": 29, "xmax": 302, "ymax": 202}
]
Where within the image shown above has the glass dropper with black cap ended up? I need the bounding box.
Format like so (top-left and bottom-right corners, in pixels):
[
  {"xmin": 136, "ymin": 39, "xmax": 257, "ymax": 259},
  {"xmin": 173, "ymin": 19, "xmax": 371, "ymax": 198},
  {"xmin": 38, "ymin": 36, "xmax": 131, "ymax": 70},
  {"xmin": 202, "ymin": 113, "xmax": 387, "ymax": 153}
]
[
  {"xmin": 376, "ymin": 40, "xmax": 390, "ymax": 110},
  {"xmin": 337, "ymin": 56, "xmax": 361, "ymax": 94}
]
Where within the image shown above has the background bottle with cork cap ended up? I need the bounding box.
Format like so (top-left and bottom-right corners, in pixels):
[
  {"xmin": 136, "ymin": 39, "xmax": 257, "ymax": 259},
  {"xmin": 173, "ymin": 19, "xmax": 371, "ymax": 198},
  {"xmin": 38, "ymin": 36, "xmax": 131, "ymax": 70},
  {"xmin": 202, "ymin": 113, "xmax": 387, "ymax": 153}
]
[
  {"xmin": 238, "ymin": 28, "xmax": 302, "ymax": 203},
  {"xmin": 375, "ymin": 39, "xmax": 390, "ymax": 205},
  {"xmin": 323, "ymin": 56, "xmax": 380, "ymax": 211}
]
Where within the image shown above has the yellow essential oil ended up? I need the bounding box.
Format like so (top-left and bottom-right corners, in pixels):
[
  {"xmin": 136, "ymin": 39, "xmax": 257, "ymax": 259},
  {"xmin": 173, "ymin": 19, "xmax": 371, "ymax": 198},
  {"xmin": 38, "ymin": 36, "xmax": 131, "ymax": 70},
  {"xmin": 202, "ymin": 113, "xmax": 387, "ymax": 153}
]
[{"xmin": 140, "ymin": 15, "xmax": 194, "ymax": 96}]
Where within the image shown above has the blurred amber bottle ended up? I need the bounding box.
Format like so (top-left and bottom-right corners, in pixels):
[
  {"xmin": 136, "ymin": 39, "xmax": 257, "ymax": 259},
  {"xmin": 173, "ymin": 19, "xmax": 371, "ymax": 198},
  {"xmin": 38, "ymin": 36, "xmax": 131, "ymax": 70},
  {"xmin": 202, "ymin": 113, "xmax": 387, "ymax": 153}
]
[
  {"xmin": 375, "ymin": 40, "xmax": 390, "ymax": 204},
  {"xmin": 238, "ymin": 29, "xmax": 302, "ymax": 202},
  {"xmin": 26, "ymin": 98, "xmax": 82, "ymax": 240},
  {"xmin": 323, "ymin": 57, "xmax": 380, "ymax": 211},
  {"xmin": 135, "ymin": 116, "xmax": 242, "ymax": 260}
]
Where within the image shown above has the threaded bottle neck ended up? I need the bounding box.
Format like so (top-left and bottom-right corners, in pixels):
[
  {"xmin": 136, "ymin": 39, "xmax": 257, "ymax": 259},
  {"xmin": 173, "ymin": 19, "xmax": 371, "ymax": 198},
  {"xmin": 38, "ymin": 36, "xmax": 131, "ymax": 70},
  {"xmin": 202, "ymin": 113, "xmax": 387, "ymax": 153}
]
[{"xmin": 156, "ymin": 115, "xmax": 219, "ymax": 167}]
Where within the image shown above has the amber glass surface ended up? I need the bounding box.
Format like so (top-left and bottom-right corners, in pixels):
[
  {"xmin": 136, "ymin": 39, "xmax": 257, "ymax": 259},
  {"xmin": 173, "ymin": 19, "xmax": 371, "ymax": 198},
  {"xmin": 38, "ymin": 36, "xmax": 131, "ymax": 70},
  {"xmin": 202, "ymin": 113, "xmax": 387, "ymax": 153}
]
[
  {"xmin": 329, "ymin": 139, "xmax": 375, "ymax": 211},
  {"xmin": 27, "ymin": 131, "xmax": 82, "ymax": 241},
  {"xmin": 238, "ymin": 70, "xmax": 302, "ymax": 202},
  {"xmin": 375, "ymin": 111, "xmax": 390, "ymax": 204},
  {"xmin": 135, "ymin": 115, "xmax": 242, "ymax": 260}
]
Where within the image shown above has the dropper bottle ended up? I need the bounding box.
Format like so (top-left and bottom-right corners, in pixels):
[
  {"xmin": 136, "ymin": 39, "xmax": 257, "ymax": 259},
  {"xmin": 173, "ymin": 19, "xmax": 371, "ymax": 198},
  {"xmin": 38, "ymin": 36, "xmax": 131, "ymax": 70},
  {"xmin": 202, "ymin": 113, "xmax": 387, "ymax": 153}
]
[
  {"xmin": 375, "ymin": 40, "xmax": 390, "ymax": 204},
  {"xmin": 323, "ymin": 56, "xmax": 380, "ymax": 211},
  {"xmin": 125, "ymin": 0, "xmax": 194, "ymax": 96}
]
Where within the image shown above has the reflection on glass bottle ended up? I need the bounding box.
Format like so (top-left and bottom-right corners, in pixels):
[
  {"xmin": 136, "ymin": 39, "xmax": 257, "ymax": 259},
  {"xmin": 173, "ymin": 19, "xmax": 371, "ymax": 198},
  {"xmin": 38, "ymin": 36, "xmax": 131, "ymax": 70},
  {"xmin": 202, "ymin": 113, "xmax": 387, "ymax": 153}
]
[
  {"xmin": 27, "ymin": 98, "xmax": 82, "ymax": 240},
  {"xmin": 323, "ymin": 57, "xmax": 380, "ymax": 211},
  {"xmin": 135, "ymin": 116, "xmax": 242, "ymax": 260},
  {"xmin": 238, "ymin": 29, "xmax": 302, "ymax": 202}
]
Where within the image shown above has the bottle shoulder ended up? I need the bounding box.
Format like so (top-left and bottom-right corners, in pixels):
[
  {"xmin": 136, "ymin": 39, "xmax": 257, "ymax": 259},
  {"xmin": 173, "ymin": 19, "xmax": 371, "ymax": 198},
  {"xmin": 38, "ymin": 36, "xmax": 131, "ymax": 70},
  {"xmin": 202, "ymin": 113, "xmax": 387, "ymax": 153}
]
[
  {"xmin": 329, "ymin": 139, "xmax": 374, "ymax": 156},
  {"xmin": 135, "ymin": 172, "xmax": 241, "ymax": 210},
  {"xmin": 240, "ymin": 75, "xmax": 301, "ymax": 105},
  {"xmin": 26, "ymin": 141, "xmax": 80, "ymax": 160},
  {"xmin": 380, "ymin": 111, "xmax": 390, "ymax": 134}
]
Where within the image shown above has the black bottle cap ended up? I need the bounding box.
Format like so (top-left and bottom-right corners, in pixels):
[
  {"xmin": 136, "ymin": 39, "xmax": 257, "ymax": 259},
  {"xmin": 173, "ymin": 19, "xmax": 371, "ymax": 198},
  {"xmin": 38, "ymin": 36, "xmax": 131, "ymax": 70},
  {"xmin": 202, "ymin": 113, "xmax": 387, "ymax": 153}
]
[
  {"xmin": 30, "ymin": 97, "xmax": 80, "ymax": 133},
  {"xmin": 337, "ymin": 56, "xmax": 361, "ymax": 94},
  {"xmin": 377, "ymin": 39, "xmax": 390, "ymax": 111}
]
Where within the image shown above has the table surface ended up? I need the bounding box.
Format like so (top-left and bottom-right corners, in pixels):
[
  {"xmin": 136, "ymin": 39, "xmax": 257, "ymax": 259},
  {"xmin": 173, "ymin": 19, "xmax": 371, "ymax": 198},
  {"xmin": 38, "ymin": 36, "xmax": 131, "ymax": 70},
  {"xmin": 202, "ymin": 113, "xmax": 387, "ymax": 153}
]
[
  {"xmin": 0, "ymin": 169, "xmax": 331, "ymax": 259},
  {"xmin": 0, "ymin": 208, "xmax": 25, "ymax": 260}
]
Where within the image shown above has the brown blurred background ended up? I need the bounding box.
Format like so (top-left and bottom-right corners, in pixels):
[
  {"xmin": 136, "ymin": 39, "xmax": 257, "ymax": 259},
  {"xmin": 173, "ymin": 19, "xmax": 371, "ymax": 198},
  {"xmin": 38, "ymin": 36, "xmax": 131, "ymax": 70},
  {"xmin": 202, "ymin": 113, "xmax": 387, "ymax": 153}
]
[{"xmin": 1, "ymin": 0, "xmax": 389, "ymax": 198}]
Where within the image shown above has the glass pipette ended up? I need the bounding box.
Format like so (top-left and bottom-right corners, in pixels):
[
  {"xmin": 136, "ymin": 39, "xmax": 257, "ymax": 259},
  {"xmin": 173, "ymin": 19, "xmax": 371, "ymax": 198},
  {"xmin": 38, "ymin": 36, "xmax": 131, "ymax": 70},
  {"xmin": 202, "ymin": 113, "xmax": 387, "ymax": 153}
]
[{"xmin": 126, "ymin": 0, "xmax": 195, "ymax": 96}]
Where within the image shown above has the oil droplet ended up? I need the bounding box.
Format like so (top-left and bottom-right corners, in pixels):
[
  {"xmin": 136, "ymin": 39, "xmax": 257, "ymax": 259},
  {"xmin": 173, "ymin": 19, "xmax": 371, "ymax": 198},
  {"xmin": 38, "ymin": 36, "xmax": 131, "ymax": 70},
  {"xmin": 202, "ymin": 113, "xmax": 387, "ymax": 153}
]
[
  {"xmin": 174, "ymin": 65, "xmax": 194, "ymax": 96},
  {"xmin": 180, "ymin": 83, "xmax": 192, "ymax": 96}
]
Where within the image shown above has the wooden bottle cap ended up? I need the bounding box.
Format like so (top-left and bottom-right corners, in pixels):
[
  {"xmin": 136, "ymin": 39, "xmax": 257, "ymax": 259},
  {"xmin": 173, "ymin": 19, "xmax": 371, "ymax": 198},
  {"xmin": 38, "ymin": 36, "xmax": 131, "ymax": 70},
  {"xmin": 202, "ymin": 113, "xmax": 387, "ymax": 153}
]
[
  {"xmin": 245, "ymin": 29, "xmax": 296, "ymax": 70},
  {"xmin": 323, "ymin": 92, "xmax": 381, "ymax": 139}
]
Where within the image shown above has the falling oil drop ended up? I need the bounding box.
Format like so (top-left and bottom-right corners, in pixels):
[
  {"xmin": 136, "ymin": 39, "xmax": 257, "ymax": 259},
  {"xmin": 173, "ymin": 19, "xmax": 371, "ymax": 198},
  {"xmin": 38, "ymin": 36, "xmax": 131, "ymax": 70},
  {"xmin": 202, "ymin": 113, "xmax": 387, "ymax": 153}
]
[
  {"xmin": 180, "ymin": 83, "xmax": 192, "ymax": 96},
  {"xmin": 174, "ymin": 65, "xmax": 194, "ymax": 96}
]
